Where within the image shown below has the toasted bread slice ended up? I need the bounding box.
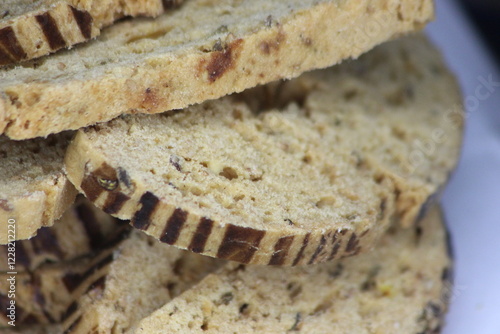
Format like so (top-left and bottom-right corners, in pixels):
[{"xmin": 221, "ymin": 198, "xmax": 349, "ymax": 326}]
[
  {"xmin": 0, "ymin": 0, "xmax": 433, "ymax": 139},
  {"xmin": 136, "ymin": 206, "xmax": 453, "ymax": 333},
  {"xmin": 65, "ymin": 35, "xmax": 463, "ymax": 265}
]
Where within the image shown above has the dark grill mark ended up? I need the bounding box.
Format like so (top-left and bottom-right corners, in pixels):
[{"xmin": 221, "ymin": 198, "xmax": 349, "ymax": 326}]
[
  {"xmin": 216, "ymin": 225, "xmax": 265, "ymax": 263},
  {"xmin": 345, "ymin": 232, "xmax": 360, "ymax": 254},
  {"xmin": 75, "ymin": 202, "xmax": 103, "ymax": 249},
  {"xmin": 0, "ymin": 26, "xmax": 27, "ymax": 61},
  {"xmin": 162, "ymin": 0, "xmax": 179, "ymax": 9},
  {"xmin": 328, "ymin": 242, "xmax": 341, "ymax": 261},
  {"xmin": 292, "ymin": 233, "xmax": 310, "ymax": 266},
  {"xmin": 70, "ymin": 6, "xmax": 93, "ymax": 39},
  {"xmin": 62, "ymin": 253, "xmax": 113, "ymax": 293},
  {"xmin": 308, "ymin": 235, "xmax": 327, "ymax": 264},
  {"xmin": 327, "ymin": 232, "xmax": 340, "ymax": 261},
  {"xmin": 61, "ymin": 301, "xmax": 78, "ymax": 321},
  {"xmin": 102, "ymin": 192, "xmax": 130, "ymax": 214},
  {"xmin": 32, "ymin": 227, "xmax": 64, "ymax": 259},
  {"xmin": 188, "ymin": 217, "xmax": 214, "ymax": 253},
  {"xmin": 160, "ymin": 208, "xmax": 188, "ymax": 244},
  {"xmin": 81, "ymin": 174, "xmax": 104, "ymax": 202},
  {"xmin": 0, "ymin": 46, "xmax": 14, "ymax": 65},
  {"xmin": 269, "ymin": 235, "xmax": 294, "ymax": 265},
  {"xmin": 131, "ymin": 192, "xmax": 160, "ymax": 230},
  {"xmin": 36, "ymin": 13, "xmax": 66, "ymax": 50}
]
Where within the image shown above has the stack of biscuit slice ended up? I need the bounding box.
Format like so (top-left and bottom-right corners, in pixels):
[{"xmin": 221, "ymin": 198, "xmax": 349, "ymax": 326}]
[{"xmin": 0, "ymin": 0, "xmax": 463, "ymax": 333}]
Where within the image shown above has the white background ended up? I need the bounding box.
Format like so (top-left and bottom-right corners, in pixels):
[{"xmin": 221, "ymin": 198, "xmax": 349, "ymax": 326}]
[{"xmin": 426, "ymin": 1, "xmax": 500, "ymax": 333}]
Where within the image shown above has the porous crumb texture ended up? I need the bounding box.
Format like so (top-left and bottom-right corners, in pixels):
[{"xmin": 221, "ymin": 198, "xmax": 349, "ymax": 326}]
[
  {"xmin": 61, "ymin": 231, "xmax": 223, "ymax": 333},
  {"xmin": 0, "ymin": 0, "xmax": 433, "ymax": 139},
  {"xmin": 0, "ymin": 132, "xmax": 77, "ymax": 243},
  {"xmin": 136, "ymin": 206, "xmax": 453, "ymax": 334},
  {"xmin": 0, "ymin": 0, "xmax": 184, "ymax": 66},
  {"xmin": 65, "ymin": 35, "xmax": 463, "ymax": 266},
  {"xmin": 0, "ymin": 196, "xmax": 127, "ymax": 272}
]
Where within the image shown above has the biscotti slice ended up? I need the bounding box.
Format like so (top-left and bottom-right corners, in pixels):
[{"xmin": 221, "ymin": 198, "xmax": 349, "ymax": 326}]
[
  {"xmin": 61, "ymin": 231, "xmax": 223, "ymax": 333},
  {"xmin": 0, "ymin": 132, "xmax": 77, "ymax": 244},
  {"xmin": 0, "ymin": 230, "xmax": 220, "ymax": 329},
  {"xmin": 0, "ymin": 0, "xmax": 184, "ymax": 66},
  {"xmin": 0, "ymin": 241, "xmax": 120, "ymax": 327},
  {"xmin": 65, "ymin": 35, "xmax": 463, "ymax": 266},
  {"xmin": 0, "ymin": 196, "xmax": 127, "ymax": 272},
  {"xmin": 0, "ymin": 0, "xmax": 434, "ymax": 139},
  {"xmin": 136, "ymin": 206, "xmax": 453, "ymax": 334}
]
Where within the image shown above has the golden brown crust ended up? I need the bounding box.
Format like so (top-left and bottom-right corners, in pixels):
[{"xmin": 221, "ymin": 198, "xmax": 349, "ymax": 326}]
[
  {"xmin": 0, "ymin": 0, "xmax": 434, "ymax": 139},
  {"xmin": 0, "ymin": 0, "xmax": 184, "ymax": 66}
]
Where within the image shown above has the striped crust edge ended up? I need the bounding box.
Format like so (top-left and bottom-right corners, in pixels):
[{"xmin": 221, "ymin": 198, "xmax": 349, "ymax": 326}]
[
  {"xmin": 0, "ymin": 0, "xmax": 183, "ymax": 67},
  {"xmin": 133, "ymin": 206, "xmax": 454, "ymax": 333},
  {"xmin": 0, "ymin": 197, "xmax": 128, "ymax": 272},
  {"xmin": 0, "ymin": 0, "xmax": 434, "ymax": 139},
  {"xmin": 59, "ymin": 238, "xmax": 223, "ymax": 334},
  {"xmin": 0, "ymin": 230, "xmax": 128, "ymax": 327},
  {"xmin": 0, "ymin": 4, "xmax": 97, "ymax": 66},
  {"xmin": 64, "ymin": 144, "xmax": 388, "ymax": 266}
]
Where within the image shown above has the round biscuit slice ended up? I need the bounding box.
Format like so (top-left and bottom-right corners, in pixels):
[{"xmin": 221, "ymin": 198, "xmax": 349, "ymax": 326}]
[
  {"xmin": 0, "ymin": 0, "xmax": 433, "ymax": 139},
  {"xmin": 136, "ymin": 206, "xmax": 453, "ymax": 334},
  {"xmin": 65, "ymin": 35, "xmax": 463, "ymax": 266}
]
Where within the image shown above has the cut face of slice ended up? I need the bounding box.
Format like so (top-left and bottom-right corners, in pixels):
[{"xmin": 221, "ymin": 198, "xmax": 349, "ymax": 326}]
[
  {"xmin": 0, "ymin": 132, "xmax": 77, "ymax": 243},
  {"xmin": 135, "ymin": 206, "xmax": 453, "ymax": 334},
  {"xmin": 0, "ymin": 230, "xmax": 221, "ymax": 329},
  {"xmin": 65, "ymin": 35, "xmax": 463, "ymax": 265},
  {"xmin": 0, "ymin": 0, "xmax": 433, "ymax": 139},
  {"xmin": 0, "ymin": 196, "xmax": 128, "ymax": 272},
  {"xmin": 0, "ymin": 0, "xmax": 184, "ymax": 66},
  {"xmin": 60, "ymin": 231, "xmax": 223, "ymax": 333}
]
